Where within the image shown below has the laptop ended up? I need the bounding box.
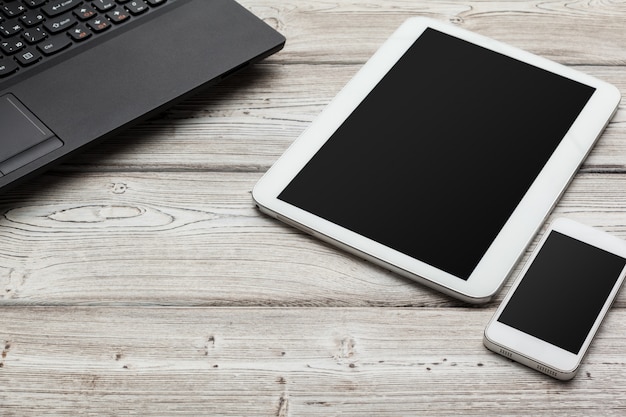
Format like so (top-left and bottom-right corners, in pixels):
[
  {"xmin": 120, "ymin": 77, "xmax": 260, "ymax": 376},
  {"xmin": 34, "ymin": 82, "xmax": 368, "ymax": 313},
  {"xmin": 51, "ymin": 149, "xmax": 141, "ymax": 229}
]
[{"xmin": 0, "ymin": 0, "xmax": 285, "ymax": 192}]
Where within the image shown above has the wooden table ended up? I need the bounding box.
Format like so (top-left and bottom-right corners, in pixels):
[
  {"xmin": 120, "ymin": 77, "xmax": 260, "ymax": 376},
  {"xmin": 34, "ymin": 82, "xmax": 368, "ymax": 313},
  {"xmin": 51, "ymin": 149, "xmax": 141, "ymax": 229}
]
[{"xmin": 1, "ymin": 1, "xmax": 625, "ymax": 415}]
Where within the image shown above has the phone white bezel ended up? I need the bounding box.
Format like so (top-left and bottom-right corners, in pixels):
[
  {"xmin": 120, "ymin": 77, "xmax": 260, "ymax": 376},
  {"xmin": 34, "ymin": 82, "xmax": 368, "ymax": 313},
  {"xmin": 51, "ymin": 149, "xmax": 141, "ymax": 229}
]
[
  {"xmin": 484, "ymin": 218, "xmax": 626, "ymax": 379},
  {"xmin": 252, "ymin": 17, "xmax": 621, "ymax": 303}
]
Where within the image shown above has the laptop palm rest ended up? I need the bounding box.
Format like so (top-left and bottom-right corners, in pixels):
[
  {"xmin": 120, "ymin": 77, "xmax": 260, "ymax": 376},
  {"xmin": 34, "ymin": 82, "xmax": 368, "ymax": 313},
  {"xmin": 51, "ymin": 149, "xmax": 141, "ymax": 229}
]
[{"xmin": 0, "ymin": 94, "xmax": 63, "ymax": 175}]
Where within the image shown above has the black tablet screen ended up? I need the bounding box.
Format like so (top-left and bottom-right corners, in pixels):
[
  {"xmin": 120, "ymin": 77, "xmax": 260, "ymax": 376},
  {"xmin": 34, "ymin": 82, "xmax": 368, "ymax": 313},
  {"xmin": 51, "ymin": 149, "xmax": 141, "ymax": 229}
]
[{"xmin": 278, "ymin": 28, "xmax": 595, "ymax": 280}]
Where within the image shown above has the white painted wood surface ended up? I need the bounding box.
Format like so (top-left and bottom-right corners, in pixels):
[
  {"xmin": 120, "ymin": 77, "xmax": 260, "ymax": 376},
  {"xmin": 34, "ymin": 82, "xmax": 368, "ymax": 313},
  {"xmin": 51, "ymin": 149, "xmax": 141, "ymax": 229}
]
[{"xmin": 1, "ymin": 1, "xmax": 625, "ymax": 415}]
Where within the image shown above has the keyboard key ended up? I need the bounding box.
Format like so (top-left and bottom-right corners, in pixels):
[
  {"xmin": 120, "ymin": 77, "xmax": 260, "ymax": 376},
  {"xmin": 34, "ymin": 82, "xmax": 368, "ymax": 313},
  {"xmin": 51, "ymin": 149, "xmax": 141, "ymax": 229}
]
[
  {"xmin": 93, "ymin": 0, "xmax": 115, "ymax": 12},
  {"xmin": 44, "ymin": 14, "xmax": 78, "ymax": 34},
  {"xmin": 20, "ymin": 10, "xmax": 45, "ymax": 27},
  {"xmin": 0, "ymin": 21, "xmax": 24, "ymax": 37},
  {"xmin": 24, "ymin": 0, "xmax": 48, "ymax": 7},
  {"xmin": 107, "ymin": 7, "xmax": 130, "ymax": 24},
  {"xmin": 42, "ymin": 0, "xmax": 83, "ymax": 18},
  {"xmin": 22, "ymin": 26, "xmax": 47, "ymax": 44},
  {"xmin": 74, "ymin": 5, "xmax": 97, "ymax": 20},
  {"xmin": 15, "ymin": 48, "xmax": 42, "ymax": 66},
  {"xmin": 37, "ymin": 36, "xmax": 72, "ymax": 55},
  {"xmin": 68, "ymin": 25, "xmax": 91, "ymax": 41},
  {"xmin": 1, "ymin": 38, "xmax": 25, "ymax": 54},
  {"xmin": 146, "ymin": 0, "xmax": 167, "ymax": 6},
  {"xmin": 2, "ymin": 3, "xmax": 27, "ymax": 18},
  {"xmin": 125, "ymin": 1, "xmax": 149, "ymax": 15},
  {"xmin": 87, "ymin": 16, "xmax": 111, "ymax": 32},
  {"xmin": 0, "ymin": 57, "xmax": 19, "ymax": 77}
]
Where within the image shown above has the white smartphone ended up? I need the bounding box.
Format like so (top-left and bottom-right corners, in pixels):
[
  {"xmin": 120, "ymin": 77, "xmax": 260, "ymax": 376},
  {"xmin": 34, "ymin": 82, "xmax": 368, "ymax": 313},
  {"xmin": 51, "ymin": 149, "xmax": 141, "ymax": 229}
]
[{"xmin": 484, "ymin": 218, "xmax": 626, "ymax": 380}]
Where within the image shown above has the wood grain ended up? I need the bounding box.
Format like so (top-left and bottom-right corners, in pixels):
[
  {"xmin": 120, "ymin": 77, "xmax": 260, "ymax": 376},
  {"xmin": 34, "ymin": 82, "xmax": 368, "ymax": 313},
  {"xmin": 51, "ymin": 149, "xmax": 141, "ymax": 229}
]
[
  {"xmin": 0, "ymin": 1, "xmax": 625, "ymax": 415},
  {"xmin": 1, "ymin": 172, "xmax": 626, "ymax": 308},
  {"xmin": 246, "ymin": 0, "xmax": 626, "ymax": 65},
  {"xmin": 1, "ymin": 307, "xmax": 626, "ymax": 416}
]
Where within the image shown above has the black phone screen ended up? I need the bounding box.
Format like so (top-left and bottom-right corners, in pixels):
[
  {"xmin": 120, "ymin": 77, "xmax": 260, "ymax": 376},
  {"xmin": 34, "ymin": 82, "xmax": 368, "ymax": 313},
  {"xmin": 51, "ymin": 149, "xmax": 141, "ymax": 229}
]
[
  {"xmin": 498, "ymin": 231, "xmax": 626, "ymax": 354},
  {"xmin": 277, "ymin": 28, "xmax": 595, "ymax": 281}
]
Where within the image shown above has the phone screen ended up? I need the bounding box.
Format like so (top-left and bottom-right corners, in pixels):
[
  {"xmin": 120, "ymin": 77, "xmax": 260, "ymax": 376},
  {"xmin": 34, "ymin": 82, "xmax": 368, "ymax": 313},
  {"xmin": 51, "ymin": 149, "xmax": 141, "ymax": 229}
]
[{"xmin": 498, "ymin": 231, "xmax": 626, "ymax": 354}]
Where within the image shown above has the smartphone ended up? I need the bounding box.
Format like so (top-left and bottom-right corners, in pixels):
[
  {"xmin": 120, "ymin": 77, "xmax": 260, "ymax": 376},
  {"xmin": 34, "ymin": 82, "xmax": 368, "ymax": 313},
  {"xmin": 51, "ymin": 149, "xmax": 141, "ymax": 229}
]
[{"xmin": 484, "ymin": 218, "xmax": 626, "ymax": 380}]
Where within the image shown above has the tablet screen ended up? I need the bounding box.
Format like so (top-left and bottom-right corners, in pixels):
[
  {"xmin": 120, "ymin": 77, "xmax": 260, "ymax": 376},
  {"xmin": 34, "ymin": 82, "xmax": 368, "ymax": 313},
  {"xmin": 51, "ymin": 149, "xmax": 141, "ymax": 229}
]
[{"xmin": 278, "ymin": 28, "xmax": 595, "ymax": 281}]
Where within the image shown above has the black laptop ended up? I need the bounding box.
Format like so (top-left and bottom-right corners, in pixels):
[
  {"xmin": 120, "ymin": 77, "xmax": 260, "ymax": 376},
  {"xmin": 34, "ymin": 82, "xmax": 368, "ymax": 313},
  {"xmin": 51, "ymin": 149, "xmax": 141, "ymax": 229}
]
[{"xmin": 0, "ymin": 0, "xmax": 285, "ymax": 192}]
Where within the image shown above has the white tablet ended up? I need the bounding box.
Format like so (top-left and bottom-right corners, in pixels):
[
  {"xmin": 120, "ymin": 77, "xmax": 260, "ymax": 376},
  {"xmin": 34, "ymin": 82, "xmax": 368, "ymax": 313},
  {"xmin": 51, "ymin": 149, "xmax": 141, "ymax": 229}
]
[{"xmin": 252, "ymin": 17, "xmax": 621, "ymax": 303}]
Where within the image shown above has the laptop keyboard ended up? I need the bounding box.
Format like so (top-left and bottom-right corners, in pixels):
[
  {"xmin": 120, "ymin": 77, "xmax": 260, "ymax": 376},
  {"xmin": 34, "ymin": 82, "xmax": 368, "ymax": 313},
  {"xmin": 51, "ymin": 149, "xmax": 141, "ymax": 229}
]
[{"xmin": 0, "ymin": 0, "xmax": 175, "ymax": 80}]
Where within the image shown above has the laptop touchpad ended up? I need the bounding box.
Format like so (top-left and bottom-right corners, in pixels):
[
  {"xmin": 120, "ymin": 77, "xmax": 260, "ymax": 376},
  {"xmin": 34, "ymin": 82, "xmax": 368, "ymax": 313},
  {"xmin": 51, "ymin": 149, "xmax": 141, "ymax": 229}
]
[{"xmin": 0, "ymin": 94, "xmax": 62, "ymax": 175}]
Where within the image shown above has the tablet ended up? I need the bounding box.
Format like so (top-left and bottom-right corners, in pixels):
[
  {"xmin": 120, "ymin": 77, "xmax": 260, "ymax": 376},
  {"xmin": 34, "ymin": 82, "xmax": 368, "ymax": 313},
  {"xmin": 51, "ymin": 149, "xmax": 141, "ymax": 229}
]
[{"xmin": 252, "ymin": 17, "xmax": 621, "ymax": 303}]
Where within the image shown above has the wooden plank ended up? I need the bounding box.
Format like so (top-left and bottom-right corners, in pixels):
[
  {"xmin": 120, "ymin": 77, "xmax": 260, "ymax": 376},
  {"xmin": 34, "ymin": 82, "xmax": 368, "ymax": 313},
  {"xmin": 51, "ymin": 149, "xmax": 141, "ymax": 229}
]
[
  {"xmin": 240, "ymin": 0, "xmax": 626, "ymax": 65},
  {"xmin": 1, "ymin": 307, "xmax": 625, "ymax": 416},
  {"xmin": 1, "ymin": 172, "xmax": 625, "ymax": 308}
]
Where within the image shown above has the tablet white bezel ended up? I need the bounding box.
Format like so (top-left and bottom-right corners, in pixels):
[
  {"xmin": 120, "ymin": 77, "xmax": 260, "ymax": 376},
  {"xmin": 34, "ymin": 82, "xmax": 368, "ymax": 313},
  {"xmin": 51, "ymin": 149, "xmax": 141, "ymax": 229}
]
[
  {"xmin": 484, "ymin": 218, "xmax": 626, "ymax": 378},
  {"xmin": 253, "ymin": 17, "xmax": 621, "ymax": 303}
]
